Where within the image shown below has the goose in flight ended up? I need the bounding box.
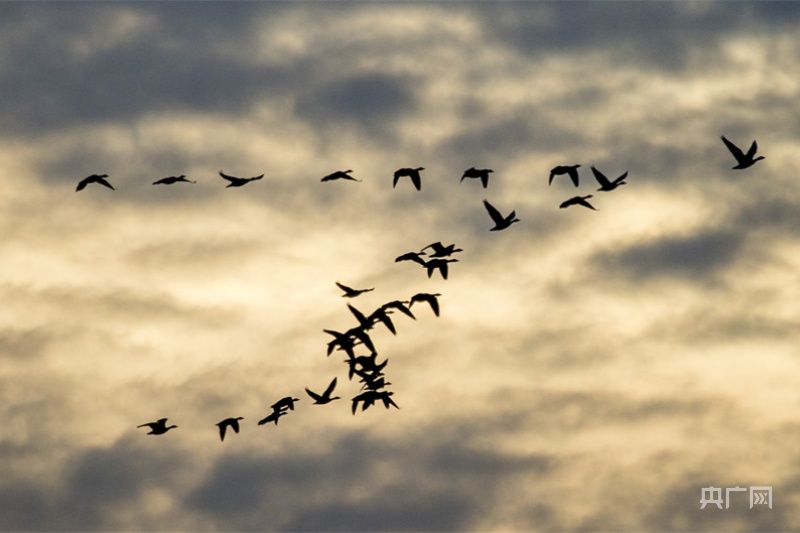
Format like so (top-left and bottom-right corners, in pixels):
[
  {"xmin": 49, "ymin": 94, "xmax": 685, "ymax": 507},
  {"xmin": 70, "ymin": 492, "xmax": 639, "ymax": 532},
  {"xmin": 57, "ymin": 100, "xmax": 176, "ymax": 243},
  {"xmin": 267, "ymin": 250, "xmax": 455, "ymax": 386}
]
[
  {"xmin": 393, "ymin": 167, "xmax": 425, "ymax": 191},
  {"xmin": 549, "ymin": 164, "xmax": 581, "ymax": 187},
  {"xmin": 560, "ymin": 195, "xmax": 597, "ymax": 211},
  {"xmin": 421, "ymin": 242, "xmax": 463, "ymax": 258},
  {"xmin": 424, "ymin": 258, "xmax": 458, "ymax": 280},
  {"xmin": 258, "ymin": 410, "xmax": 287, "ymax": 426},
  {"xmin": 483, "ymin": 199, "xmax": 520, "ymax": 231},
  {"xmin": 395, "ymin": 251, "xmax": 427, "ymax": 266},
  {"xmin": 461, "ymin": 167, "xmax": 493, "ymax": 188},
  {"xmin": 592, "ymin": 166, "xmax": 628, "ymax": 192},
  {"xmin": 380, "ymin": 300, "xmax": 415, "ymax": 320},
  {"xmin": 219, "ymin": 171, "xmax": 264, "ymax": 188},
  {"xmin": 721, "ymin": 135, "xmax": 764, "ymax": 169},
  {"xmin": 76, "ymin": 174, "xmax": 114, "ymax": 191},
  {"xmin": 137, "ymin": 418, "xmax": 177, "ymax": 435},
  {"xmin": 324, "ymin": 327, "xmax": 376, "ymax": 358},
  {"xmin": 153, "ymin": 175, "xmax": 196, "ymax": 185},
  {"xmin": 368, "ymin": 307, "xmax": 397, "ymax": 334},
  {"xmin": 336, "ymin": 281, "xmax": 374, "ymax": 298},
  {"xmin": 351, "ymin": 390, "xmax": 398, "ymax": 414},
  {"xmin": 321, "ymin": 169, "xmax": 361, "ymax": 182},
  {"xmin": 216, "ymin": 417, "xmax": 244, "ymax": 441},
  {"xmin": 409, "ymin": 292, "xmax": 441, "ymax": 317},
  {"xmin": 305, "ymin": 377, "xmax": 341, "ymax": 405},
  {"xmin": 271, "ymin": 396, "xmax": 300, "ymax": 412}
]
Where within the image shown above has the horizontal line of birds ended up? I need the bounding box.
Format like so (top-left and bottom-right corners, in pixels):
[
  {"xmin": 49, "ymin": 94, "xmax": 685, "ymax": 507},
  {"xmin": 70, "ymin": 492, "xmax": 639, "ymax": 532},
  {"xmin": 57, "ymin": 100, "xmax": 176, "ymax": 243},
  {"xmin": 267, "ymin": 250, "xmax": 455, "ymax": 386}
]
[
  {"xmin": 137, "ymin": 288, "xmax": 442, "ymax": 440},
  {"xmin": 74, "ymin": 136, "xmax": 762, "ymax": 234}
]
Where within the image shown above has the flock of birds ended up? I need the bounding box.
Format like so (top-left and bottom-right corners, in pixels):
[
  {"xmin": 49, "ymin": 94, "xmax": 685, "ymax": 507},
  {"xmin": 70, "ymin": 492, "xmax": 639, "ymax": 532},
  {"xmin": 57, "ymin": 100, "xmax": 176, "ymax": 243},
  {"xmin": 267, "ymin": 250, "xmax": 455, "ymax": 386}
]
[{"xmin": 125, "ymin": 134, "xmax": 764, "ymax": 439}]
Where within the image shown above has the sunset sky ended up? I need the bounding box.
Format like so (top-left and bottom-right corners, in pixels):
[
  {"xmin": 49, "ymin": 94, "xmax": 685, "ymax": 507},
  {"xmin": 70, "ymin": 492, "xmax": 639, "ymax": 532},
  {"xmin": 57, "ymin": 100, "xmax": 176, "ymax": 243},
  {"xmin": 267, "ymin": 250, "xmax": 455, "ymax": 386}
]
[{"xmin": 1, "ymin": 2, "xmax": 799, "ymax": 531}]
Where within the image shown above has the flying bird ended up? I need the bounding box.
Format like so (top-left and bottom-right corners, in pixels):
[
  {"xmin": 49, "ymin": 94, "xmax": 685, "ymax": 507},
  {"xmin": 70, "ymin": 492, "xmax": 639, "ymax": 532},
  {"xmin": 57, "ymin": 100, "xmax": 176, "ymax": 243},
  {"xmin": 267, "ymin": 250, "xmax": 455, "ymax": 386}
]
[
  {"xmin": 351, "ymin": 390, "xmax": 399, "ymax": 414},
  {"xmin": 395, "ymin": 251, "xmax": 427, "ymax": 266},
  {"xmin": 592, "ymin": 166, "xmax": 628, "ymax": 192},
  {"xmin": 560, "ymin": 195, "xmax": 597, "ymax": 211},
  {"xmin": 483, "ymin": 199, "xmax": 520, "ymax": 231},
  {"xmin": 137, "ymin": 418, "xmax": 177, "ymax": 435},
  {"xmin": 258, "ymin": 410, "xmax": 287, "ymax": 426},
  {"xmin": 216, "ymin": 417, "xmax": 244, "ymax": 441},
  {"xmin": 321, "ymin": 169, "xmax": 361, "ymax": 182},
  {"xmin": 76, "ymin": 174, "xmax": 114, "ymax": 192},
  {"xmin": 380, "ymin": 300, "xmax": 415, "ymax": 320},
  {"xmin": 271, "ymin": 396, "xmax": 300, "ymax": 412},
  {"xmin": 421, "ymin": 242, "xmax": 463, "ymax": 258},
  {"xmin": 721, "ymin": 135, "xmax": 764, "ymax": 169},
  {"xmin": 409, "ymin": 292, "xmax": 441, "ymax": 317},
  {"xmin": 305, "ymin": 378, "xmax": 341, "ymax": 405},
  {"xmin": 336, "ymin": 281, "xmax": 374, "ymax": 298},
  {"xmin": 152, "ymin": 175, "xmax": 196, "ymax": 185},
  {"xmin": 219, "ymin": 171, "xmax": 264, "ymax": 187},
  {"xmin": 424, "ymin": 258, "xmax": 458, "ymax": 280},
  {"xmin": 393, "ymin": 167, "xmax": 425, "ymax": 191},
  {"xmin": 461, "ymin": 167, "xmax": 494, "ymax": 188},
  {"xmin": 549, "ymin": 164, "xmax": 581, "ymax": 187}
]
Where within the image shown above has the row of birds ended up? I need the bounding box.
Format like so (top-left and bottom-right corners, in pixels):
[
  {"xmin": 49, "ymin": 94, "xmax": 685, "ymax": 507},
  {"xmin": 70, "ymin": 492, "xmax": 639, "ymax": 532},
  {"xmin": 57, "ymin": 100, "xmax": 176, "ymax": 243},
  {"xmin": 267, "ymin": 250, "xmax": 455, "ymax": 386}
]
[{"xmin": 137, "ymin": 287, "xmax": 442, "ymax": 440}]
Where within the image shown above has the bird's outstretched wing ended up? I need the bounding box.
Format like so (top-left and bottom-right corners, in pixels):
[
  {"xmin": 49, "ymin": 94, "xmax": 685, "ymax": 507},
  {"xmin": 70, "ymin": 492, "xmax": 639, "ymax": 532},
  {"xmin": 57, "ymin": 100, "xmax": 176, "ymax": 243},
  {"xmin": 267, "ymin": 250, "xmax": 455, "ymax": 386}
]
[
  {"xmin": 721, "ymin": 136, "xmax": 745, "ymax": 160},
  {"xmin": 219, "ymin": 171, "xmax": 238, "ymax": 182},
  {"xmin": 483, "ymin": 200, "xmax": 504, "ymax": 224},
  {"xmin": 591, "ymin": 166, "xmax": 611, "ymax": 188}
]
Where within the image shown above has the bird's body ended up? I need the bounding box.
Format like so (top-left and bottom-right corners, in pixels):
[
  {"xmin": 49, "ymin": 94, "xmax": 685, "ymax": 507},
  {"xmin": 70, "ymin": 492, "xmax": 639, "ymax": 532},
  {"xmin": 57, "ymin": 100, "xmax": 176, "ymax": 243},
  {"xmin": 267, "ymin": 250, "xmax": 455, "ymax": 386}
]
[
  {"xmin": 216, "ymin": 417, "xmax": 244, "ymax": 441},
  {"xmin": 424, "ymin": 258, "xmax": 458, "ymax": 280},
  {"xmin": 153, "ymin": 175, "xmax": 196, "ymax": 185},
  {"xmin": 421, "ymin": 241, "xmax": 463, "ymax": 258},
  {"xmin": 336, "ymin": 281, "xmax": 374, "ymax": 298},
  {"xmin": 409, "ymin": 292, "xmax": 441, "ymax": 317},
  {"xmin": 305, "ymin": 378, "xmax": 341, "ymax": 405},
  {"xmin": 483, "ymin": 199, "xmax": 520, "ymax": 231},
  {"xmin": 258, "ymin": 410, "xmax": 287, "ymax": 426},
  {"xmin": 721, "ymin": 135, "xmax": 764, "ymax": 169},
  {"xmin": 592, "ymin": 166, "xmax": 628, "ymax": 192},
  {"xmin": 219, "ymin": 171, "xmax": 264, "ymax": 187},
  {"xmin": 560, "ymin": 195, "xmax": 597, "ymax": 211},
  {"xmin": 549, "ymin": 165, "xmax": 581, "ymax": 187},
  {"xmin": 321, "ymin": 169, "xmax": 360, "ymax": 182},
  {"xmin": 76, "ymin": 174, "xmax": 114, "ymax": 192},
  {"xmin": 271, "ymin": 396, "xmax": 300, "ymax": 412},
  {"xmin": 461, "ymin": 167, "xmax": 494, "ymax": 188},
  {"xmin": 395, "ymin": 251, "xmax": 427, "ymax": 266},
  {"xmin": 137, "ymin": 418, "xmax": 177, "ymax": 435},
  {"xmin": 393, "ymin": 167, "xmax": 425, "ymax": 190}
]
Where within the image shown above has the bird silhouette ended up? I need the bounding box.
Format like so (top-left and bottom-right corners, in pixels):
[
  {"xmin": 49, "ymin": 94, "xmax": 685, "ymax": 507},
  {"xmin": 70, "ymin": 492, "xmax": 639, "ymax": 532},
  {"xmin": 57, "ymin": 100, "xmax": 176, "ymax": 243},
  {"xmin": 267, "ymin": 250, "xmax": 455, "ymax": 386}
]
[
  {"xmin": 409, "ymin": 292, "xmax": 441, "ymax": 317},
  {"xmin": 271, "ymin": 396, "xmax": 300, "ymax": 412},
  {"xmin": 219, "ymin": 171, "xmax": 264, "ymax": 187},
  {"xmin": 324, "ymin": 327, "xmax": 376, "ymax": 358},
  {"xmin": 305, "ymin": 377, "xmax": 341, "ymax": 405},
  {"xmin": 395, "ymin": 251, "xmax": 427, "ymax": 266},
  {"xmin": 721, "ymin": 135, "xmax": 764, "ymax": 169},
  {"xmin": 483, "ymin": 199, "xmax": 520, "ymax": 231},
  {"xmin": 592, "ymin": 166, "xmax": 628, "ymax": 191},
  {"xmin": 368, "ymin": 307, "xmax": 397, "ymax": 334},
  {"xmin": 152, "ymin": 175, "xmax": 196, "ymax": 185},
  {"xmin": 321, "ymin": 169, "xmax": 361, "ymax": 182},
  {"xmin": 336, "ymin": 281, "xmax": 374, "ymax": 298},
  {"xmin": 216, "ymin": 417, "xmax": 244, "ymax": 441},
  {"xmin": 257, "ymin": 410, "xmax": 287, "ymax": 426},
  {"xmin": 549, "ymin": 165, "xmax": 581, "ymax": 187},
  {"xmin": 137, "ymin": 418, "xmax": 177, "ymax": 435},
  {"xmin": 393, "ymin": 167, "xmax": 425, "ymax": 190},
  {"xmin": 76, "ymin": 174, "xmax": 114, "ymax": 192},
  {"xmin": 560, "ymin": 195, "xmax": 597, "ymax": 211},
  {"xmin": 351, "ymin": 390, "xmax": 398, "ymax": 414},
  {"xmin": 380, "ymin": 300, "xmax": 415, "ymax": 320},
  {"xmin": 421, "ymin": 242, "xmax": 463, "ymax": 258},
  {"xmin": 424, "ymin": 258, "xmax": 458, "ymax": 280},
  {"xmin": 461, "ymin": 167, "xmax": 493, "ymax": 188}
]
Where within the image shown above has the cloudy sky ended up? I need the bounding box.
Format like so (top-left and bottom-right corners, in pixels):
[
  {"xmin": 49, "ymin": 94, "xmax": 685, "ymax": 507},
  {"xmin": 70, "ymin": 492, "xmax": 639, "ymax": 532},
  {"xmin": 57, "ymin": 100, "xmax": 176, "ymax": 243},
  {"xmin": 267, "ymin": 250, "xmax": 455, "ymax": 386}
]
[{"xmin": 1, "ymin": 2, "xmax": 799, "ymax": 531}]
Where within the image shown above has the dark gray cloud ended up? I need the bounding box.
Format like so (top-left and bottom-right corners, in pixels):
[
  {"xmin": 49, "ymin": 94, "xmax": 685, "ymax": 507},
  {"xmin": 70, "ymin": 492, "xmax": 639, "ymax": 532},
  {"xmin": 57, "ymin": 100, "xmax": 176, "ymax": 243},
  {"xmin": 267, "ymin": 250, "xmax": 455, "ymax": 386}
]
[{"xmin": 590, "ymin": 228, "xmax": 745, "ymax": 283}]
